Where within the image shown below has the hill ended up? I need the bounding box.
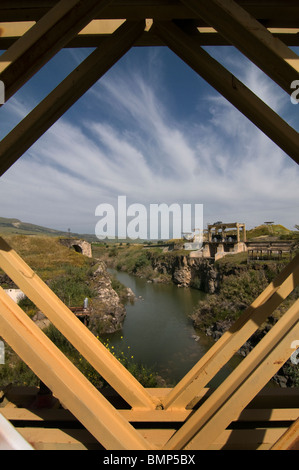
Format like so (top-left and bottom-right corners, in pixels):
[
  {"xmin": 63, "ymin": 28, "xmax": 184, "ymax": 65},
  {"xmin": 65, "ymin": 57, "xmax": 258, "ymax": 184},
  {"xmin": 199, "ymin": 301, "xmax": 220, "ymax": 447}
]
[
  {"xmin": 246, "ymin": 224, "xmax": 292, "ymax": 240},
  {"xmin": 0, "ymin": 217, "xmax": 97, "ymax": 242}
]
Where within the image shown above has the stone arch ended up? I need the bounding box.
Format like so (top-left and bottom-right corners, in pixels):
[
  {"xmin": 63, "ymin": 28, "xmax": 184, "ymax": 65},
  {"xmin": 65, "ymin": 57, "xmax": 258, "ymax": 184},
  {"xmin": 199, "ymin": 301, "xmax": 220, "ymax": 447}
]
[{"xmin": 72, "ymin": 244, "xmax": 83, "ymax": 255}]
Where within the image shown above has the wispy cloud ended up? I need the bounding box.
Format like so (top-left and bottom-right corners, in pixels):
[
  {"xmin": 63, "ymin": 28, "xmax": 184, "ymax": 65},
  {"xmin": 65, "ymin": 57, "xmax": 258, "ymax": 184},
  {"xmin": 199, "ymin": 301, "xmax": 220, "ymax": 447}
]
[{"xmin": 0, "ymin": 47, "xmax": 298, "ymax": 233}]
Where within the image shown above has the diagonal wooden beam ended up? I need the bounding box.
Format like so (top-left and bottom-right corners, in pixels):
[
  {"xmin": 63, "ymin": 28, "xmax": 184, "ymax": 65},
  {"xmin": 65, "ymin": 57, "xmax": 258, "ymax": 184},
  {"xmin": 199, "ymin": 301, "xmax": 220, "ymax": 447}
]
[
  {"xmin": 180, "ymin": 0, "xmax": 299, "ymax": 96},
  {"xmin": 163, "ymin": 298, "xmax": 299, "ymax": 450},
  {"xmin": 270, "ymin": 417, "xmax": 299, "ymax": 450},
  {"xmin": 0, "ymin": 0, "xmax": 113, "ymax": 104},
  {"xmin": 0, "ymin": 20, "xmax": 146, "ymax": 177},
  {"xmin": 163, "ymin": 253, "xmax": 299, "ymax": 410},
  {"xmin": 0, "ymin": 236, "xmax": 159, "ymax": 411},
  {"xmin": 154, "ymin": 21, "xmax": 299, "ymax": 165},
  {"xmin": 0, "ymin": 287, "xmax": 153, "ymax": 450}
]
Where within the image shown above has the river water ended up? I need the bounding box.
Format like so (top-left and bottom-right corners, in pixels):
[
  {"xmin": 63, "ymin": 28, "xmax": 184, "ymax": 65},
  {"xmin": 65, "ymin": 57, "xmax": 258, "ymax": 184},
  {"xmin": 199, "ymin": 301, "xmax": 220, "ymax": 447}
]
[{"xmin": 107, "ymin": 270, "xmax": 216, "ymax": 385}]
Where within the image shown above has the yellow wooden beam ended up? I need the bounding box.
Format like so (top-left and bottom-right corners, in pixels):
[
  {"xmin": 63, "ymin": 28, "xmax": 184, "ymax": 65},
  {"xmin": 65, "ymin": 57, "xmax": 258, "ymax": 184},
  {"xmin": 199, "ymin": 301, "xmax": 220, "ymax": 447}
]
[
  {"xmin": 1, "ymin": 20, "xmax": 298, "ymax": 48},
  {"xmin": 0, "ymin": 237, "xmax": 158, "ymax": 410},
  {"xmin": 164, "ymin": 253, "xmax": 299, "ymax": 410},
  {"xmin": 2, "ymin": 406, "xmax": 298, "ymax": 425},
  {"xmin": 0, "ymin": 20, "xmax": 146, "ymax": 177},
  {"xmin": 180, "ymin": 0, "xmax": 299, "ymax": 95},
  {"xmin": 154, "ymin": 21, "xmax": 299, "ymax": 165},
  {"xmin": 0, "ymin": 288, "xmax": 153, "ymax": 450},
  {"xmin": 163, "ymin": 298, "xmax": 299, "ymax": 450},
  {"xmin": 271, "ymin": 417, "xmax": 299, "ymax": 450},
  {"xmin": 0, "ymin": 19, "xmax": 126, "ymax": 39},
  {"xmin": 0, "ymin": 0, "xmax": 113, "ymax": 103}
]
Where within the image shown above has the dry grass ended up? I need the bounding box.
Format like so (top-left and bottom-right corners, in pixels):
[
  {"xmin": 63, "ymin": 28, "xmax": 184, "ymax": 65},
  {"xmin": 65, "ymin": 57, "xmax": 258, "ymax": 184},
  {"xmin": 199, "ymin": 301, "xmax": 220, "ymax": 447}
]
[{"xmin": 1, "ymin": 235, "xmax": 92, "ymax": 282}]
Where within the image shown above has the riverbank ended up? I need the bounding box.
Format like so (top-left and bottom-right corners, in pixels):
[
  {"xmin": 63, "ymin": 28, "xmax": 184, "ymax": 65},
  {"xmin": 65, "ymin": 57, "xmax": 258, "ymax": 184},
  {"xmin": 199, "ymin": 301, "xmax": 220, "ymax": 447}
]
[{"xmin": 94, "ymin": 243, "xmax": 299, "ymax": 388}]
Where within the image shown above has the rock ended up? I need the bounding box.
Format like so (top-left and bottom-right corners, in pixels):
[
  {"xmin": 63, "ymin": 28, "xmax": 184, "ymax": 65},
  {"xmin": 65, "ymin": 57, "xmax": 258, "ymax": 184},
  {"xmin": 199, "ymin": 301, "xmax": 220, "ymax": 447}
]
[
  {"xmin": 173, "ymin": 266, "xmax": 192, "ymax": 287},
  {"xmin": 32, "ymin": 311, "xmax": 51, "ymax": 330},
  {"xmin": 273, "ymin": 374, "xmax": 288, "ymax": 388},
  {"xmin": 126, "ymin": 287, "xmax": 135, "ymax": 299},
  {"xmin": 89, "ymin": 262, "xmax": 126, "ymax": 334}
]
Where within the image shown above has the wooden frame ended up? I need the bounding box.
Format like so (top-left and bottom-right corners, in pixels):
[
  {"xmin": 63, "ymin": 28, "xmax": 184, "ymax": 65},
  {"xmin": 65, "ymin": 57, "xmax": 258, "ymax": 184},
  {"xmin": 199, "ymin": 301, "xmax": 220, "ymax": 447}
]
[{"xmin": 0, "ymin": 0, "xmax": 298, "ymax": 451}]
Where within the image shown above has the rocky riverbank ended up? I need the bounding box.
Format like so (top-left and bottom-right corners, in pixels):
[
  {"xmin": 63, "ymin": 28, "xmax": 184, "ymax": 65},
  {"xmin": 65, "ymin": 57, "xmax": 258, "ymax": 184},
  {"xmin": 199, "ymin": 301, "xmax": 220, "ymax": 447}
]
[{"xmin": 107, "ymin": 245, "xmax": 298, "ymax": 387}]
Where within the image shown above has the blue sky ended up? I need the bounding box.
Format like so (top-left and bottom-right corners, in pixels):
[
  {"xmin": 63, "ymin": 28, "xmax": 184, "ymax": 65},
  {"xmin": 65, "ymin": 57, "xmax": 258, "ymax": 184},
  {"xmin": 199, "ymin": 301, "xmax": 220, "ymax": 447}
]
[{"xmin": 0, "ymin": 43, "xmax": 298, "ymax": 235}]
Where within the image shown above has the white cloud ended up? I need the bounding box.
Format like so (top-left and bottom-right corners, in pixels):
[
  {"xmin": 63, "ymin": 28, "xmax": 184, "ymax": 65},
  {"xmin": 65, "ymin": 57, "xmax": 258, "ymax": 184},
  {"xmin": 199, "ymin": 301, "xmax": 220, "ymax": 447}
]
[{"xmin": 0, "ymin": 47, "xmax": 298, "ymax": 233}]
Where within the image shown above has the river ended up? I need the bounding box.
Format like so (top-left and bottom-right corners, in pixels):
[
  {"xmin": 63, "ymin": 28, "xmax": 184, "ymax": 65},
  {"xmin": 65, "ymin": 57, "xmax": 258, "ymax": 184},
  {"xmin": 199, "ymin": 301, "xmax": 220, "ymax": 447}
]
[{"xmin": 107, "ymin": 269, "xmax": 217, "ymax": 385}]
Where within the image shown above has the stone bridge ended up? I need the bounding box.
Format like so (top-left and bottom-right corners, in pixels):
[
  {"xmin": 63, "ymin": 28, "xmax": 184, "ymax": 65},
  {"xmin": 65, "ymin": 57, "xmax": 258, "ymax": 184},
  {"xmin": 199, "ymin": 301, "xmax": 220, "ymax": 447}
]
[{"xmin": 59, "ymin": 238, "xmax": 92, "ymax": 258}]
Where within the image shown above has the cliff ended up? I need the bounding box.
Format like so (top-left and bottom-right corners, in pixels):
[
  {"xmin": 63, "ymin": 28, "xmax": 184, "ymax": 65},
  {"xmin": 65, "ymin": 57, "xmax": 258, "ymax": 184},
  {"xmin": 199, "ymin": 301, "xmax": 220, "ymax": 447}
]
[{"xmin": 146, "ymin": 252, "xmax": 222, "ymax": 293}]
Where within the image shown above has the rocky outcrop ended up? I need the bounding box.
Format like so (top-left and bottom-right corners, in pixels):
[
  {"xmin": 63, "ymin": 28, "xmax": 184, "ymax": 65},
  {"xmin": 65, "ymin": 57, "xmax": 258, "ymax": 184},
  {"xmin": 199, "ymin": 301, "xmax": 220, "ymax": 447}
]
[
  {"xmin": 148, "ymin": 253, "xmax": 221, "ymax": 293},
  {"xmin": 88, "ymin": 261, "xmax": 126, "ymax": 335}
]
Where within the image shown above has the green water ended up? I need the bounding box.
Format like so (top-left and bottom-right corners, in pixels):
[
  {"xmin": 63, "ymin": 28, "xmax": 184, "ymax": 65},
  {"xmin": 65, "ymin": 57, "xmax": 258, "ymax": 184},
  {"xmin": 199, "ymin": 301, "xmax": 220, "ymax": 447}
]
[{"xmin": 107, "ymin": 270, "xmax": 215, "ymax": 385}]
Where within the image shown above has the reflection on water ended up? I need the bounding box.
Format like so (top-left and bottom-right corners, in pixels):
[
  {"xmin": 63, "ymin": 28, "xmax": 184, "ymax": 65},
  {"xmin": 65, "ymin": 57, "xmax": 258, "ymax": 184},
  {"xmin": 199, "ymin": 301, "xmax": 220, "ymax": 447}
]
[{"xmin": 107, "ymin": 269, "xmax": 213, "ymax": 385}]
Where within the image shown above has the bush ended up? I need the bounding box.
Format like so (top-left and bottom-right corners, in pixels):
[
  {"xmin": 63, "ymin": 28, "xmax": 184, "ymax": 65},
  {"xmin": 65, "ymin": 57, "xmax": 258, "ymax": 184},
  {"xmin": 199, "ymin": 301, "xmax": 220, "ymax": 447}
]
[
  {"xmin": 191, "ymin": 269, "xmax": 270, "ymax": 329},
  {"xmin": 49, "ymin": 265, "xmax": 96, "ymax": 307}
]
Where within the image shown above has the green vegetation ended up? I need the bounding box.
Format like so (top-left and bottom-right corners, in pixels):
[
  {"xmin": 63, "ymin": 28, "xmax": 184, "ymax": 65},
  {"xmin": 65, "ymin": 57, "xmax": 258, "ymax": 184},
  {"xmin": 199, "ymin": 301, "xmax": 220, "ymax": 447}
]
[
  {"xmin": 0, "ymin": 326, "xmax": 158, "ymax": 389},
  {"xmin": 1, "ymin": 234, "xmax": 94, "ymax": 282},
  {"xmin": 49, "ymin": 265, "xmax": 96, "ymax": 307},
  {"xmin": 95, "ymin": 243, "xmax": 169, "ymax": 281},
  {"xmin": 191, "ymin": 267, "xmax": 273, "ymax": 329},
  {"xmin": 191, "ymin": 262, "xmax": 299, "ymax": 387},
  {"xmin": 246, "ymin": 223, "xmax": 291, "ymax": 239}
]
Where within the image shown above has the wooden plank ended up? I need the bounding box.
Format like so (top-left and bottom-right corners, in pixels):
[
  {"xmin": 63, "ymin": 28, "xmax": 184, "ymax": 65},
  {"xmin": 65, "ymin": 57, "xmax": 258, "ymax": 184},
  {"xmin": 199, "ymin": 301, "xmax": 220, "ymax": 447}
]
[
  {"xmin": 0, "ymin": 288, "xmax": 153, "ymax": 450},
  {"xmin": 0, "ymin": 0, "xmax": 114, "ymax": 103},
  {"xmin": 17, "ymin": 427, "xmax": 177, "ymax": 450},
  {"xmin": 153, "ymin": 21, "xmax": 299, "ymax": 165},
  {"xmin": 271, "ymin": 417, "xmax": 299, "ymax": 450},
  {"xmin": 1, "ymin": 21, "xmax": 298, "ymax": 48},
  {"xmin": 209, "ymin": 428, "xmax": 289, "ymax": 450},
  {"xmin": 1, "ymin": 1, "xmax": 299, "ymax": 26},
  {"xmin": 2, "ymin": 406, "xmax": 298, "ymax": 424},
  {"xmin": 0, "ymin": 237, "xmax": 158, "ymax": 410},
  {"xmin": 164, "ymin": 253, "xmax": 299, "ymax": 409},
  {"xmin": 180, "ymin": 0, "xmax": 299, "ymax": 95},
  {"xmin": 15, "ymin": 426, "xmax": 293, "ymax": 451},
  {"xmin": 18, "ymin": 427, "xmax": 104, "ymax": 450}
]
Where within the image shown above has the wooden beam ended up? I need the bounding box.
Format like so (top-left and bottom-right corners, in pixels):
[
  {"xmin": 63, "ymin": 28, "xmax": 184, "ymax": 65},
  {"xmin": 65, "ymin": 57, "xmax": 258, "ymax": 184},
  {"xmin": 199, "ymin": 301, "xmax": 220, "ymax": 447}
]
[
  {"xmin": 153, "ymin": 21, "xmax": 299, "ymax": 165},
  {"xmin": 163, "ymin": 298, "xmax": 299, "ymax": 450},
  {"xmin": 0, "ymin": 288, "xmax": 153, "ymax": 450},
  {"xmin": 1, "ymin": 1, "xmax": 299, "ymax": 26},
  {"xmin": 0, "ymin": 0, "xmax": 114, "ymax": 103},
  {"xmin": 2, "ymin": 406, "xmax": 298, "ymax": 425},
  {"xmin": 0, "ymin": 237, "xmax": 158, "ymax": 410},
  {"xmin": 271, "ymin": 417, "xmax": 299, "ymax": 450},
  {"xmin": 1, "ymin": 21, "xmax": 299, "ymax": 48},
  {"xmin": 0, "ymin": 20, "xmax": 146, "ymax": 177},
  {"xmin": 180, "ymin": 0, "xmax": 299, "ymax": 95}
]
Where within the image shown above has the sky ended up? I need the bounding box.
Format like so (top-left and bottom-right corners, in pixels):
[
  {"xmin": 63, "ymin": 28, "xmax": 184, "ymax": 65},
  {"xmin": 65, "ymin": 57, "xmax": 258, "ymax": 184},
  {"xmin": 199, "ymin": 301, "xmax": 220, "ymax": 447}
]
[{"xmin": 0, "ymin": 42, "xmax": 298, "ymax": 237}]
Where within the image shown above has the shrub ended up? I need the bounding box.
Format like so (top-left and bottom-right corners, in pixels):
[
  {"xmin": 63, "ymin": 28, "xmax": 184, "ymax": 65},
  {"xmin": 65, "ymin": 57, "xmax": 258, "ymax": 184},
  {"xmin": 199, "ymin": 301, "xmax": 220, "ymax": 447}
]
[{"xmin": 49, "ymin": 265, "xmax": 96, "ymax": 307}]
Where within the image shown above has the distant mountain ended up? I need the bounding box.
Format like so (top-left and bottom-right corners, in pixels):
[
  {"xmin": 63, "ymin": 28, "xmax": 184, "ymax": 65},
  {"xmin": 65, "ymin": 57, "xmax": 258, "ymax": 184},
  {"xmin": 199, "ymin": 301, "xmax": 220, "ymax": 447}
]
[{"xmin": 0, "ymin": 217, "xmax": 97, "ymax": 242}]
